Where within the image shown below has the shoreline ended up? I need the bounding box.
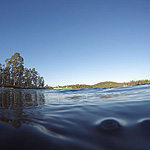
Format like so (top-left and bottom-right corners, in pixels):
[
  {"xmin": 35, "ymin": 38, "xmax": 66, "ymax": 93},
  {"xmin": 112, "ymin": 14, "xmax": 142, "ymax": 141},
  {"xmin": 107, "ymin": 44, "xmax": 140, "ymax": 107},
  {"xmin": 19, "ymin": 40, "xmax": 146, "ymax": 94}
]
[
  {"xmin": 1, "ymin": 81, "xmax": 150, "ymax": 90},
  {"xmin": 0, "ymin": 86, "xmax": 44, "ymax": 90}
]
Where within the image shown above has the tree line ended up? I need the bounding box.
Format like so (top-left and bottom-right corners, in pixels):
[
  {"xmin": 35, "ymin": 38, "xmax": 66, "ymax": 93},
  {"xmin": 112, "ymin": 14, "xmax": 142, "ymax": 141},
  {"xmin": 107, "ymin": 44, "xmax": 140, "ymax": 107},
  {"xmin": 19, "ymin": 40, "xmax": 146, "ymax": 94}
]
[
  {"xmin": 0, "ymin": 52, "xmax": 44, "ymax": 88},
  {"xmin": 56, "ymin": 80, "xmax": 150, "ymax": 89}
]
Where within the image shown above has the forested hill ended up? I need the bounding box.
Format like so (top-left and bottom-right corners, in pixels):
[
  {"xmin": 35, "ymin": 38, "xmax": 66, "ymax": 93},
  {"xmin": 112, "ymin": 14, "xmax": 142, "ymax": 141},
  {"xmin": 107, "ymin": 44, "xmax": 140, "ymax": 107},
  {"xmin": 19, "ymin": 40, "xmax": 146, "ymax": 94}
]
[
  {"xmin": 60, "ymin": 81, "xmax": 123, "ymax": 89},
  {"xmin": 0, "ymin": 52, "xmax": 44, "ymax": 89},
  {"xmin": 58, "ymin": 80, "xmax": 150, "ymax": 89},
  {"xmin": 92, "ymin": 81, "xmax": 124, "ymax": 88}
]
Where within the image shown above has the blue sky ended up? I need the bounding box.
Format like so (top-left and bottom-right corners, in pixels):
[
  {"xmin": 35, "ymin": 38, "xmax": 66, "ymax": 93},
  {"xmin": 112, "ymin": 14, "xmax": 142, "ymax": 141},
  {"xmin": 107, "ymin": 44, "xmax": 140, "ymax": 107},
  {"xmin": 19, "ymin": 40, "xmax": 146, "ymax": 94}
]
[{"xmin": 0, "ymin": 0, "xmax": 150, "ymax": 86}]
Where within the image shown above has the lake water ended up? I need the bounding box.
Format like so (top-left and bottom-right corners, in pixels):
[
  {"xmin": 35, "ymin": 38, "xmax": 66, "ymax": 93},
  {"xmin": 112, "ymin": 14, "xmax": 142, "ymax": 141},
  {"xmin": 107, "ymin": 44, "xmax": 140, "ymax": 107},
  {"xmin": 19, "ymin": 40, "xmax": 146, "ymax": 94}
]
[{"xmin": 0, "ymin": 85, "xmax": 150, "ymax": 150}]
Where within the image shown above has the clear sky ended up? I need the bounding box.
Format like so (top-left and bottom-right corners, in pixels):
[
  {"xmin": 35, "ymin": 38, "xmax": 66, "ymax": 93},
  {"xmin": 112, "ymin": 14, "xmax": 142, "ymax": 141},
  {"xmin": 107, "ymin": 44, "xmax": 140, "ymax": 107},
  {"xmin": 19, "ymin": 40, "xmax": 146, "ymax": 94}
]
[{"xmin": 0, "ymin": 0, "xmax": 150, "ymax": 86}]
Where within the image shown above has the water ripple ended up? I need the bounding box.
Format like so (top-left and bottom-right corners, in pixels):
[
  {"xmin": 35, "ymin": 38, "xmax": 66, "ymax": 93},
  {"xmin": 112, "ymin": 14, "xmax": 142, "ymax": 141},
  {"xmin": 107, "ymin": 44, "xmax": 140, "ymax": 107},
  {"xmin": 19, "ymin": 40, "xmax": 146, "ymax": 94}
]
[{"xmin": 0, "ymin": 85, "xmax": 150, "ymax": 149}]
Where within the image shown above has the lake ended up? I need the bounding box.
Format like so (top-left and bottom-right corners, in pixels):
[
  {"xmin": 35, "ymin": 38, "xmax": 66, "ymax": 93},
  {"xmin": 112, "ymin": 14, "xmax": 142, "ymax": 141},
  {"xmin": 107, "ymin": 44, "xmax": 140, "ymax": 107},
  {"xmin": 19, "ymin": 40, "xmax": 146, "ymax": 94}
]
[{"xmin": 0, "ymin": 85, "xmax": 150, "ymax": 150}]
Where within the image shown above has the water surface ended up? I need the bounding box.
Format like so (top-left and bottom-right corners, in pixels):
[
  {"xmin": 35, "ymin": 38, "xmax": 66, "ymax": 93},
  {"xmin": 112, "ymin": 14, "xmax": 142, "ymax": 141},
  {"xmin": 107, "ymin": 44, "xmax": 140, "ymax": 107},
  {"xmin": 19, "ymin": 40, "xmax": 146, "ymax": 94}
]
[{"xmin": 0, "ymin": 85, "xmax": 150, "ymax": 150}]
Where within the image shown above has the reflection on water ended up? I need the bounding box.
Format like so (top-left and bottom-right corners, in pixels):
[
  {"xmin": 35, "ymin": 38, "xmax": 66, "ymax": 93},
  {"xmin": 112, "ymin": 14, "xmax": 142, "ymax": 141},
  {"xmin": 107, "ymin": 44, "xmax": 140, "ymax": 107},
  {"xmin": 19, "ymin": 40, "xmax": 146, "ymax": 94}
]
[
  {"xmin": 0, "ymin": 89, "xmax": 45, "ymax": 128},
  {"xmin": 0, "ymin": 85, "xmax": 150, "ymax": 150}
]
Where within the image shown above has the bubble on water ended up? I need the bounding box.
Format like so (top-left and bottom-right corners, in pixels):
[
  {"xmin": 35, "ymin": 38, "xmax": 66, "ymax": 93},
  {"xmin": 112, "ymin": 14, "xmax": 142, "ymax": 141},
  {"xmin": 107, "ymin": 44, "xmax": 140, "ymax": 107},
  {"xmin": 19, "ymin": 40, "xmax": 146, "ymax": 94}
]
[
  {"xmin": 138, "ymin": 118, "xmax": 150, "ymax": 128},
  {"xmin": 95, "ymin": 118, "xmax": 122, "ymax": 132}
]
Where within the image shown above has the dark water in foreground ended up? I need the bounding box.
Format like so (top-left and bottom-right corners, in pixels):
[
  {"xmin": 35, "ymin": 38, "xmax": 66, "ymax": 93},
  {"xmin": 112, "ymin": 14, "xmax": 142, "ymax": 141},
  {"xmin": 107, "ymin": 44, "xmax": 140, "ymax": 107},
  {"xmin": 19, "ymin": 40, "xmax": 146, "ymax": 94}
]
[{"xmin": 0, "ymin": 85, "xmax": 150, "ymax": 150}]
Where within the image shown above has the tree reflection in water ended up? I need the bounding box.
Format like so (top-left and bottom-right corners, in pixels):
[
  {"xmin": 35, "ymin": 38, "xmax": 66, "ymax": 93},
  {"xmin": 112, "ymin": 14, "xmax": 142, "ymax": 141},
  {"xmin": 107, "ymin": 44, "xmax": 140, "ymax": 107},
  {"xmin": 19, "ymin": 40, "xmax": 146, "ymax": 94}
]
[{"xmin": 0, "ymin": 89, "xmax": 45, "ymax": 128}]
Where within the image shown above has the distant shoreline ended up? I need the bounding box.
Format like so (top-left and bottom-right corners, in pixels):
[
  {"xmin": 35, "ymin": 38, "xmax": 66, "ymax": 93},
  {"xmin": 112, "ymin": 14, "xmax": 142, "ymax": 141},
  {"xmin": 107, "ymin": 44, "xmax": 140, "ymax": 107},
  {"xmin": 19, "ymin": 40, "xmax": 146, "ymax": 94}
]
[
  {"xmin": 49, "ymin": 80, "xmax": 150, "ymax": 89},
  {"xmin": 1, "ymin": 80, "xmax": 150, "ymax": 90}
]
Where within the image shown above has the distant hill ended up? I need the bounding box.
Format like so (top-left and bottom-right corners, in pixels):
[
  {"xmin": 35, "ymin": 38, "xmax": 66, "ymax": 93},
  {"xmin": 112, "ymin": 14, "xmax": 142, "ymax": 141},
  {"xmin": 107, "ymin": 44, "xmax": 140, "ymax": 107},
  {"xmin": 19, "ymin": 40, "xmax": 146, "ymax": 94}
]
[
  {"xmin": 92, "ymin": 81, "xmax": 124, "ymax": 88},
  {"xmin": 59, "ymin": 81, "xmax": 124, "ymax": 89},
  {"xmin": 51, "ymin": 80, "xmax": 150, "ymax": 89}
]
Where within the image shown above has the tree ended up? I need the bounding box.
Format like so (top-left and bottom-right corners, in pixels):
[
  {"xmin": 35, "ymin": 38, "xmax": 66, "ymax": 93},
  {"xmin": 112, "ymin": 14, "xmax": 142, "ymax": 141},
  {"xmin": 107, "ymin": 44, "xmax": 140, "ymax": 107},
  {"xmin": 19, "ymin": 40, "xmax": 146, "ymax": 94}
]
[
  {"xmin": 0, "ymin": 64, "xmax": 5, "ymax": 85},
  {"xmin": 5, "ymin": 53, "xmax": 24, "ymax": 86},
  {"xmin": 0, "ymin": 52, "xmax": 45, "ymax": 88},
  {"xmin": 31, "ymin": 68, "xmax": 38, "ymax": 87},
  {"xmin": 23, "ymin": 68, "xmax": 32, "ymax": 87}
]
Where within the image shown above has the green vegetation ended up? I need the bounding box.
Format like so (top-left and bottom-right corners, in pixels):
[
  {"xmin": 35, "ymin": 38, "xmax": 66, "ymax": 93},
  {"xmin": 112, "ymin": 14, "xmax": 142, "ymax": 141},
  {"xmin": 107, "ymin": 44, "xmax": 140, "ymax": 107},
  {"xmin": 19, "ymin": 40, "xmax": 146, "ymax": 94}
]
[
  {"xmin": 61, "ymin": 84, "xmax": 92, "ymax": 89},
  {"xmin": 1, "ymin": 53, "xmax": 150, "ymax": 90},
  {"xmin": 54, "ymin": 80, "xmax": 150, "ymax": 89},
  {"xmin": 0, "ymin": 52, "xmax": 44, "ymax": 89},
  {"xmin": 92, "ymin": 81, "xmax": 123, "ymax": 88}
]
